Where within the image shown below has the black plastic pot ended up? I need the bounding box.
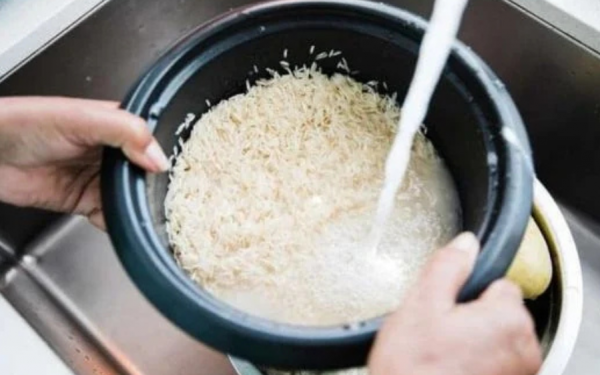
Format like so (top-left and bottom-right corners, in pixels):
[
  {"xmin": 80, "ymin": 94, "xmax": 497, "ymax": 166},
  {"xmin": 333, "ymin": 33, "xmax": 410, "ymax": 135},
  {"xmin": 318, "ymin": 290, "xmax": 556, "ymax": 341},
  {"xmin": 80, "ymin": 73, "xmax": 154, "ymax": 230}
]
[{"xmin": 101, "ymin": 0, "xmax": 534, "ymax": 370}]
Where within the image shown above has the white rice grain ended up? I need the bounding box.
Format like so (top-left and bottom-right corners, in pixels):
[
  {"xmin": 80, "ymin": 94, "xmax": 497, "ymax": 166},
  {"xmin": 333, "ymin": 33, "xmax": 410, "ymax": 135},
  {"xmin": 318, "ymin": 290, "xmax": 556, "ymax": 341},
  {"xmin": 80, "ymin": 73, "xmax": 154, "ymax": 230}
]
[{"xmin": 166, "ymin": 67, "xmax": 461, "ymax": 328}]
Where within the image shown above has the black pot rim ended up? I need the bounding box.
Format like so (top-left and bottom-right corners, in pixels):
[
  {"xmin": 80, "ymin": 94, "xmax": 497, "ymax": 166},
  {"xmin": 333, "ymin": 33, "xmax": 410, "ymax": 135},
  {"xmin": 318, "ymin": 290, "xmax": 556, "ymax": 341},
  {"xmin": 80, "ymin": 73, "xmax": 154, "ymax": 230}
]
[{"xmin": 101, "ymin": 0, "xmax": 534, "ymax": 370}]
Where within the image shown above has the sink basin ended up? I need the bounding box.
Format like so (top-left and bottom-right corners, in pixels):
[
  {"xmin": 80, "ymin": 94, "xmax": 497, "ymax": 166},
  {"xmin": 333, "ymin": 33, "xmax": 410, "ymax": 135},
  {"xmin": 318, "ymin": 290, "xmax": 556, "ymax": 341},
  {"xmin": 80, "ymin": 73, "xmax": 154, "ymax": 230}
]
[
  {"xmin": 508, "ymin": 0, "xmax": 600, "ymax": 53},
  {"xmin": 0, "ymin": 0, "xmax": 599, "ymax": 374},
  {"xmin": 0, "ymin": 0, "xmax": 107, "ymax": 80}
]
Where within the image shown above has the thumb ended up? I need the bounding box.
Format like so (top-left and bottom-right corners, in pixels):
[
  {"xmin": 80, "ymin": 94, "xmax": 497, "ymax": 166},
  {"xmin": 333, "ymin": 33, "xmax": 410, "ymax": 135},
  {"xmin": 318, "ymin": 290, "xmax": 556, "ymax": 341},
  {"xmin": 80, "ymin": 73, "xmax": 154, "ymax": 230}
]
[
  {"xmin": 36, "ymin": 97, "xmax": 170, "ymax": 172},
  {"xmin": 412, "ymin": 232, "xmax": 479, "ymax": 311},
  {"xmin": 0, "ymin": 97, "xmax": 169, "ymax": 172},
  {"xmin": 70, "ymin": 104, "xmax": 169, "ymax": 173}
]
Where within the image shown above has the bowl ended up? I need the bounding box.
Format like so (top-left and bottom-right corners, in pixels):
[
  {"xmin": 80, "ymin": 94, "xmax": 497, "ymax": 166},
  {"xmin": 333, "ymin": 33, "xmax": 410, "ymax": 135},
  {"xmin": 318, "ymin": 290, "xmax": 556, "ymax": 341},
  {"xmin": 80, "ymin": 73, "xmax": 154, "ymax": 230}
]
[
  {"xmin": 229, "ymin": 180, "xmax": 584, "ymax": 375},
  {"xmin": 101, "ymin": 0, "xmax": 534, "ymax": 369}
]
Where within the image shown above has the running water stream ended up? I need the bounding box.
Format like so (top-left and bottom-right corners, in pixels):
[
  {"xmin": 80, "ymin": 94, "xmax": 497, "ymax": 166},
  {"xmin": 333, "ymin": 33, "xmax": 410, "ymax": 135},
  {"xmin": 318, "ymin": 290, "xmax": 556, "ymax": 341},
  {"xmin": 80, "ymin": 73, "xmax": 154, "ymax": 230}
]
[{"xmin": 368, "ymin": 0, "xmax": 470, "ymax": 252}]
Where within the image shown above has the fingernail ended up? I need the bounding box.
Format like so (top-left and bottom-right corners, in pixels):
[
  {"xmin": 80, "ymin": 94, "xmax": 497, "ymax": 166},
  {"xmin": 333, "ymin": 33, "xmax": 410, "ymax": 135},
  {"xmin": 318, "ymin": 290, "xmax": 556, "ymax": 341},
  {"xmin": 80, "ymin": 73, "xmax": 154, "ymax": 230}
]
[
  {"xmin": 144, "ymin": 140, "xmax": 169, "ymax": 172},
  {"xmin": 449, "ymin": 232, "xmax": 479, "ymax": 253}
]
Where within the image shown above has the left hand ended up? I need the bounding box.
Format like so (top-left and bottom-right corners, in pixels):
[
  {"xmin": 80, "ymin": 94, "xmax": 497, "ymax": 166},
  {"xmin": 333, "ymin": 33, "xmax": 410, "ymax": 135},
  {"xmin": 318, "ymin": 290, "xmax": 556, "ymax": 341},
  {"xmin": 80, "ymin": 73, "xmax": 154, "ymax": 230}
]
[{"xmin": 0, "ymin": 96, "xmax": 168, "ymax": 229}]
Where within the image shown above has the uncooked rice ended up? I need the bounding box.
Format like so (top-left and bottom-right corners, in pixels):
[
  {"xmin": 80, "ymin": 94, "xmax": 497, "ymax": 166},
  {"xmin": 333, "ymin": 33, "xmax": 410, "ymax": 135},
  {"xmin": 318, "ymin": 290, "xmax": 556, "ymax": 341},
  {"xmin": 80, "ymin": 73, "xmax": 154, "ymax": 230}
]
[{"xmin": 165, "ymin": 65, "xmax": 460, "ymax": 329}]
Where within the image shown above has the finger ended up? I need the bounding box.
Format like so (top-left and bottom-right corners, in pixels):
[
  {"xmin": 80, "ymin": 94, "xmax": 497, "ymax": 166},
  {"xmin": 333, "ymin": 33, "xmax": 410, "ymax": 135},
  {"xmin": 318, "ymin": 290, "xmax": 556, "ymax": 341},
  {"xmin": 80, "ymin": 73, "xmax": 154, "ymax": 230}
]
[
  {"xmin": 474, "ymin": 280, "xmax": 532, "ymax": 336},
  {"xmin": 7, "ymin": 96, "xmax": 121, "ymax": 110},
  {"xmin": 518, "ymin": 332, "xmax": 543, "ymax": 374},
  {"xmin": 79, "ymin": 99, "xmax": 120, "ymax": 109},
  {"xmin": 0, "ymin": 96, "xmax": 168, "ymax": 172},
  {"xmin": 52, "ymin": 99, "xmax": 169, "ymax": 173},
  {"xmin": 479, "ymin": 279, "xmax": 523, "ymax": 303},
  {"xmin": 476, "ymin": 280, "xmax": 541, "ymax": 373},
  {"xmin": 64, "ymin": 168, "xmax": 107, "ymax": 230},
  {"xmin": 412, "ymin": 232, "xmax": 479, "ymax": 311},
  {"xmin": 52, "ymin": 97, "xmax": 121, "ymax": 109},
  {"xmin": 88, "ymin": 207, "xmax": 106, "ymax": 230}
]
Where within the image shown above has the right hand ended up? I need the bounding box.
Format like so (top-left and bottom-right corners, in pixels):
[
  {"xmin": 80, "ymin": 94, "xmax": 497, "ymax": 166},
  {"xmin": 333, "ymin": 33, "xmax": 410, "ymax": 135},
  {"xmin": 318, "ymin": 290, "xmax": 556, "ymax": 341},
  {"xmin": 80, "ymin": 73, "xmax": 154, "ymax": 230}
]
[
  {"xmin": 368, "ymin": 232, "xmax": 543, "ymax": 375},
  {"xmin": 0, "ymin": 97, "xmax": 168, "ymax": 229}
]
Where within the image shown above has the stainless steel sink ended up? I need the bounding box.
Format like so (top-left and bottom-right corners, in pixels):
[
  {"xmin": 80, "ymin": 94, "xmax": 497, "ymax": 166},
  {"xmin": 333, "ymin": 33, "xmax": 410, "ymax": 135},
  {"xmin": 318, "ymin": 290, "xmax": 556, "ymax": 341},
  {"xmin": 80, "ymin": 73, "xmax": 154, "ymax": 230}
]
[{"xmin": 1, "ymin": 0, "xmax": 599, "ymax": 374}]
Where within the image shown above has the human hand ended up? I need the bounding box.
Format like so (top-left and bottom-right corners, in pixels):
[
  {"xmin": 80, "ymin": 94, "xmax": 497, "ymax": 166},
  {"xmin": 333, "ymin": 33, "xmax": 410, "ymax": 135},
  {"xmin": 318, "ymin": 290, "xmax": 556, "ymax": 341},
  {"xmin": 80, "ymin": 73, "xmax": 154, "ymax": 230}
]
[
  {"xmin": 368, "ymin": 232, "xmax": 542, "ymax": 375},
  {"xmin": 0, "ymin": 96, "xmax": 168, "ymax": 229}
]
